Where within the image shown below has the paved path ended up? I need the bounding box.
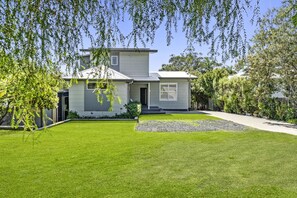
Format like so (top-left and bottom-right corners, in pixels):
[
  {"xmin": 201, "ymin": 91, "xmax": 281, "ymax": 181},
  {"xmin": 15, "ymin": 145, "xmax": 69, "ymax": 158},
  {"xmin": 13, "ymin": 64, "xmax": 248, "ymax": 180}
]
[{"xmin": 200, "ymin": 111, "xmax": 297, "ymax": 136}]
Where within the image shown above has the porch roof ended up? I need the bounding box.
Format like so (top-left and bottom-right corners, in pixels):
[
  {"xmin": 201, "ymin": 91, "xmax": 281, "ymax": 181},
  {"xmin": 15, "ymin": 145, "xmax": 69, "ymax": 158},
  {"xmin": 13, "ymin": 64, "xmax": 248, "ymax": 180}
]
[{"xmin": 131, "ymin": 76, "xmax": 160, "ymax": 82}]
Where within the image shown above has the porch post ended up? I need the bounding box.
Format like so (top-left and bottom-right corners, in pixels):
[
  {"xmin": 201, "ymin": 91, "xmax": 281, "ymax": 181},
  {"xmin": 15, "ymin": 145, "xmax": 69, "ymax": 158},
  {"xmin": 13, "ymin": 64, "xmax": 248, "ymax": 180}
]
[{"xmin": 148, "ymin": 83, "xmax": 150, "ymax": 110}]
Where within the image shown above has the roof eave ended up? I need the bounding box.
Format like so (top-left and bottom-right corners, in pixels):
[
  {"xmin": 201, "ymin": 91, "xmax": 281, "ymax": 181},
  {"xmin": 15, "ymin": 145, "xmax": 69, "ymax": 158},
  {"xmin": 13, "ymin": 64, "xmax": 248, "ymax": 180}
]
[
  {"xmin": 158, "ymin": 77, "xmax": 197, "ymax": 79},
  {"xmin": 63, "ymin": 77, "xmax": 133, "ymax": 82}
]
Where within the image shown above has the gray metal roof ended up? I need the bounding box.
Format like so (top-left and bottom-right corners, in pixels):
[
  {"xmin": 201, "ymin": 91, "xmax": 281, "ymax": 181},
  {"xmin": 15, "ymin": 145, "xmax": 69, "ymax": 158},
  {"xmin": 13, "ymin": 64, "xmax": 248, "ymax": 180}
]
[
  {"xmin": 64, "ymin": 67, "xmax": 197, "ymax": 81},
  {"xmin": 150, "ymin": 71, "xmax": 197, "ymax": 79},
  {"xmin": 63, "ymin": 66, "xmax": 132, "ymax": 81},
  {"xmin": 131, "ymin": 76, "xmax": 160, "ymax": 82}
]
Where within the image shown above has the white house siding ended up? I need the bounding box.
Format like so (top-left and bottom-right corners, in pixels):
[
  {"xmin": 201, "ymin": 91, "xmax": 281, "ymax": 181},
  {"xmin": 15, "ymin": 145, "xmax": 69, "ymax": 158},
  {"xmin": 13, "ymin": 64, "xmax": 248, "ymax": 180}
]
[
  {"xmin": 69, "ymin": 81, "xmax": 129, "ymax": 117},
  {"xmin": 119, "ymin": 52, "xmax": 149, "ymax": 77},
  {"xmin": 188, "ymin": 82, "xmax": 192, "ymax": 109},
  {"xmin": 150, "ymin": 79, "xmax": 190, "ymax": 110},
  {"xmin": 69, "ymin": 81, "xmax": 85, "ymax": 113},
  {"xmin": 130, "ymin": 83, "xmax": 148, "ymax": 102}
]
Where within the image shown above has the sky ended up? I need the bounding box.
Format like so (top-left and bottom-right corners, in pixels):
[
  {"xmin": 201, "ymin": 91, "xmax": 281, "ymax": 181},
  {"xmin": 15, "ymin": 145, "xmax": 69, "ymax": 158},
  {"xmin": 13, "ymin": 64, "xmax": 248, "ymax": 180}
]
[
  {"xmin": 146, "ymin": 0, "xmax": 283, "ymax": 71},
  {"xmin": 83, "ymin": 0, "xmax": 283, "ymax": 72}
]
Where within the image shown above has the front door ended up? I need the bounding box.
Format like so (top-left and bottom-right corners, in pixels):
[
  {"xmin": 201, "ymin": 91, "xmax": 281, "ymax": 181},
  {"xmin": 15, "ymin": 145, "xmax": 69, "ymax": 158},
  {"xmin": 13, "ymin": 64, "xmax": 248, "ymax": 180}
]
[{"xmin": 140, "ymin": 88, "xmax": 147, "ymax": 106}]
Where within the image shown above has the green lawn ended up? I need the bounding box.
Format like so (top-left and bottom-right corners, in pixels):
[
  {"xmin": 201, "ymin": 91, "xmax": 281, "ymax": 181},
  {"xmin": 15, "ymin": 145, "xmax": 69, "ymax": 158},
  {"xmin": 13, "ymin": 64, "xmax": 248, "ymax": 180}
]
[{"xmin": 1, "ymin": 114, "xmax": 297, "ymax": 197}]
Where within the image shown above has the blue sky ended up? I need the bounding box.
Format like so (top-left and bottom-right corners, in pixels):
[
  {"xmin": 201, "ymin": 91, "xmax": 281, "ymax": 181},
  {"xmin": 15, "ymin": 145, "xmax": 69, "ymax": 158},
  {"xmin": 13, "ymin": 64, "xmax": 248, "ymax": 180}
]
[
  {"xmin": 146, "ymin": 1, "xmax": 283, "ymax": 71},
  {"xmin": 83, "ymin": 1, "xmax": 283, "ymax": 72}
]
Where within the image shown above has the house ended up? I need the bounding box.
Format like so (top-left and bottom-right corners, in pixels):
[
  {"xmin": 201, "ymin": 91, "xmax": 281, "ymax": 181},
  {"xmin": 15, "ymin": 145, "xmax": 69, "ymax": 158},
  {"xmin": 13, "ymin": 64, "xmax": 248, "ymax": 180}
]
[{"xmin": 63, "ymin": 48, "xmax": 196, "ymax": 117}]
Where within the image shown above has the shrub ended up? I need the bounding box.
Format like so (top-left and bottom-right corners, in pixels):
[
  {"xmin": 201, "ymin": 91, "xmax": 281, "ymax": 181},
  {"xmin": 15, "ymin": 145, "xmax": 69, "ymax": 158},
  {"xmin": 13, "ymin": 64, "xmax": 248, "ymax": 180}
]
[
  {"xmin": 67, "ymin": 111, "xmax": 80, "ymax": 119},
  {"xmin": 114, "ymin": 112, "xmax": 131, "ymax": 119},
  {"xmin": 285, "ymin": 106, "xmax": 296, "ymax": 121},
  {"xmin": 288, "ymin": 119, "xmax": 297, "ymax": 125},
  {"xmin": 124, "ymin": 101, "xmax": 141, "ymax": 118}
]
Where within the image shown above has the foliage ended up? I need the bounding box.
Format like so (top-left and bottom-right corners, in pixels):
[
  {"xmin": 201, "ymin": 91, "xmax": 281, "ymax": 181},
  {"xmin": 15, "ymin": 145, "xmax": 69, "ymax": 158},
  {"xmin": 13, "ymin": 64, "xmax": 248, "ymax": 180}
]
[
  {"xmin": 0, "ymin": 0, "xmax": 264, "ymax": 130},
  {"xmin": 0, "ymin": 54, "xmax": 65, "ymax": 130},
  {"xmin": 191, "ymin": 68, "xmax": 231, "ymax": 109},
  {"xmin": 0, "ymin": 80, "xmax": 10, "ymax": 125},
  {"xmin": 0, "ymin": 0, "xmax": 263, "ymax": 70},
  {"xmin": 247, "ymin": 4, "xmax": 297, "ymax": 115},
  {"xmin": 289, "ymin": 0, "xmax": 297, "ymax": 26},
  {"xmin": 217, "ymin": 3, "xmax": 297, "ymax": 121},
  {"xmin": 159, "ymin": 52, "xmax": 222, "ymax": 73},
  {"xmin": 216, "ymin": 75, "xmax": 296, "ymax": 122},
  {"xmin": 67, "ymin": 111, "xmax": 80, "ymax": 119},
  {"xmin": 124, "ymin": 101, "xmax": 142, "ymax": 118},
  {"xmin": 288, "ymin": 119, "xmax": 297, "ymax": 125},
  {"xmin": 114, "ymin": 112, "xmax": 132, "ymax": 119},
  {"xmin": 275, "ymin": 102, "xmax": 296, "ymax": 121},
  {"xmin": 158, "ymin": 52, "xmax": 231, "ymax": 110},
  {"xmin": 217, "ymin": 77, "xmax": 257, "ymax": 114}
]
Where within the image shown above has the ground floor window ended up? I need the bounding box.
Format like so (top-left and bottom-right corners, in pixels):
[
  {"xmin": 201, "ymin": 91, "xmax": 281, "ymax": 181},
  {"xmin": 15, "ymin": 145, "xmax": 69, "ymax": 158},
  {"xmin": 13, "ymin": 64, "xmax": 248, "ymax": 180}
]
[
  {"xmin": 160, "ymin": 83, "xmax": 177, "ymax": 101},
  {"xmin": 87, "ymin": 82, "xmax": 107, "ymax": 90}
]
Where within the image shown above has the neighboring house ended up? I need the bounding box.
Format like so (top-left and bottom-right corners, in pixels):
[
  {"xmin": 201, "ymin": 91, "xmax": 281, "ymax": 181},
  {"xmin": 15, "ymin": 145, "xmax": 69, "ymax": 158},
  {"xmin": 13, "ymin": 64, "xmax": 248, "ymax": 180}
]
[{"xmin": 63, "ymin": 48, "xmax": 196, "ymax": 118}]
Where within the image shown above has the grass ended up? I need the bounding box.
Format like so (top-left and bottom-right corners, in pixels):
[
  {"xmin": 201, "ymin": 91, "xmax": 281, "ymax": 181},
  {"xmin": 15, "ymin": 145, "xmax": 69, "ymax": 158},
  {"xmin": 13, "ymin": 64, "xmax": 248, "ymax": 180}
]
[{"xmin": 1, "ymin": 114, "xmax": 297, "ymax": 197}]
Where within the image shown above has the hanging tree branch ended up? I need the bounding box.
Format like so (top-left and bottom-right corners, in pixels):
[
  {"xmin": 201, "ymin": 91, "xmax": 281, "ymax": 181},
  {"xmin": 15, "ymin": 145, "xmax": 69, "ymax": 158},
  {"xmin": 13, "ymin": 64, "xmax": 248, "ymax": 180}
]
[{"xmin": 0, "ymin": 0, "xmax": 272, "ymax": 131}]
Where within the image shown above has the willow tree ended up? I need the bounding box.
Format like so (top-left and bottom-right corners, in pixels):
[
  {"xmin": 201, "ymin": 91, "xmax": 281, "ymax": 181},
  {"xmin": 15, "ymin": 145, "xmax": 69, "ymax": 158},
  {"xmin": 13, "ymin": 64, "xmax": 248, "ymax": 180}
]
[{"xmin": 1, "ymin": 0, "xmax": 287, "ymax": 130}]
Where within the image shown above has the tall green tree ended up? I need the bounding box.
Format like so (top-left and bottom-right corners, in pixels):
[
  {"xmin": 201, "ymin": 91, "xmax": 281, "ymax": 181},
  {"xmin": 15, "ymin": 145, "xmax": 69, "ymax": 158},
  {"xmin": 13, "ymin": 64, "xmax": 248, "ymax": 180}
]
[
  {"xmin": 217, "ymin": 76, "xmax": 256, "ymax": 114},
  {"xmin": 160, "ymin": 52, "xmax": 222, "ymax": 73},
  {"xmin": 247, "ymin": 4, "xmax": 297, "ymax": 113},
  {"xmin": 0, "ymin": 52, "xmax": 64, "ymax": 130},
  {"xmin": 191, "ymin": 68, "xmax": 232, "ymax": 109}
]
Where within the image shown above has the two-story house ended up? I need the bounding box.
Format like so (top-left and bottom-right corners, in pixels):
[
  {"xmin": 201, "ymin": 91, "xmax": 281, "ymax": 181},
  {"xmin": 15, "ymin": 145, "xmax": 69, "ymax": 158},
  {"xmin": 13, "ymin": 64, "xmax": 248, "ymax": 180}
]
[{"xmin": 63, "ymin": 48, "xmax": 196, "ymax": 118}]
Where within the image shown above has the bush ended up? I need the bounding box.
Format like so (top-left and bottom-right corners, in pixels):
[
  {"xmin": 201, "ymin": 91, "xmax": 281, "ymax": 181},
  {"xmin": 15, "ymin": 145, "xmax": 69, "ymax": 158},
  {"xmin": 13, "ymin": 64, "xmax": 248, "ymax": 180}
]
[
  {"xmin": 124, "ymin": 101, "xmax": 141, "ymax": 118},
  {"xmin": 67, "ymin": 111, "xmax": 80, "ymax": 119},
  {"xmin": 285, "ymin": 106, "xmax": 296, "ymax": 121},
  {"xmin": 258, "ymin": 99, "xmax": 277, "ymax": 119},
  {"xmin": 288, "ymin": 119, "xmax": 297, "ymax": 125},
  {"xmin": 114, "ymin": 112, "xmax": 131, "ymax": 119}
]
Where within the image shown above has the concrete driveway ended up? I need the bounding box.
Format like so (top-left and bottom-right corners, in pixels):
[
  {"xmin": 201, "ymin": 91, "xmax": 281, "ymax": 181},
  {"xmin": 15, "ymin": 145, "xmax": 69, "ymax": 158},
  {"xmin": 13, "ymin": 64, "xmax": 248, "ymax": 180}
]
[{"xmin": 200, "ymin": 111, "xmax": 297, "ymax": 136}]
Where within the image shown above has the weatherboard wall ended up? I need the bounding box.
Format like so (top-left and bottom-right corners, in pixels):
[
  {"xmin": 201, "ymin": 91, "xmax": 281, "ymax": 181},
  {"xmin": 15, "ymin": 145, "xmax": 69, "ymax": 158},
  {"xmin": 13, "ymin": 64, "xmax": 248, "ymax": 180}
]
[
  {"xmin": 119, "ymin": 52, "xmax": 149, "ymax": 77},
  {"xmin": 130, "ymin": 83, "xmax": 148, "ymax": 102},
  {"xmin": 69, "ymin": 81, "xmax": 129, "ymax": 117},
  {"xmin": 150, "ymin": 79, "xmax": 190, "ymax": 110}
]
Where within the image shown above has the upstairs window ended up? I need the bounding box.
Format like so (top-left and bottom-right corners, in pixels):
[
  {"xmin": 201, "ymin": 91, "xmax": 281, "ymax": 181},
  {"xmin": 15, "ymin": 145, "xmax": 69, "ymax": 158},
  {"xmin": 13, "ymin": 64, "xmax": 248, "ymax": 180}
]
[
  {"xmin": 111, "ymin": 56, "xmax": 118, "ymax": 65},
  {"xmin": 160, "ymin": 83, "xmax": 178, "ymax": 101}
]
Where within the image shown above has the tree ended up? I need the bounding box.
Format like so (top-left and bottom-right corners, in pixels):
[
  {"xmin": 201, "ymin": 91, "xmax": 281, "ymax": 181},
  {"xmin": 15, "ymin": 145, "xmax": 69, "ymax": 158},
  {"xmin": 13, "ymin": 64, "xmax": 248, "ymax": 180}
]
[
  {"xmin": 191, "ymin": 68, "xmax": 232, "ymax": 109},
  {"xmin": 160, "ymin": 52, "xmax": 222, "ymax": 73},
  {"xmin": 159, "ymin": 52, "xmax": 231, "ymax": 109},
  {"xmin": 0, "ymin": 52, "xmax": 64, "ymax": 130},
  {"xmin": 289, "ymin": 0, "xmax": 297, "ymax": 26},
  {"xmin": 0, "ymin": 0, "xmax": 274, "ymax": 129},
  {"xmin": 217, "ymin": 77, "xmax": 256, "ymax": 114},
  {"xmin": 247, "ymin": 4, "xmax": 297, "ymax": 114}
]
